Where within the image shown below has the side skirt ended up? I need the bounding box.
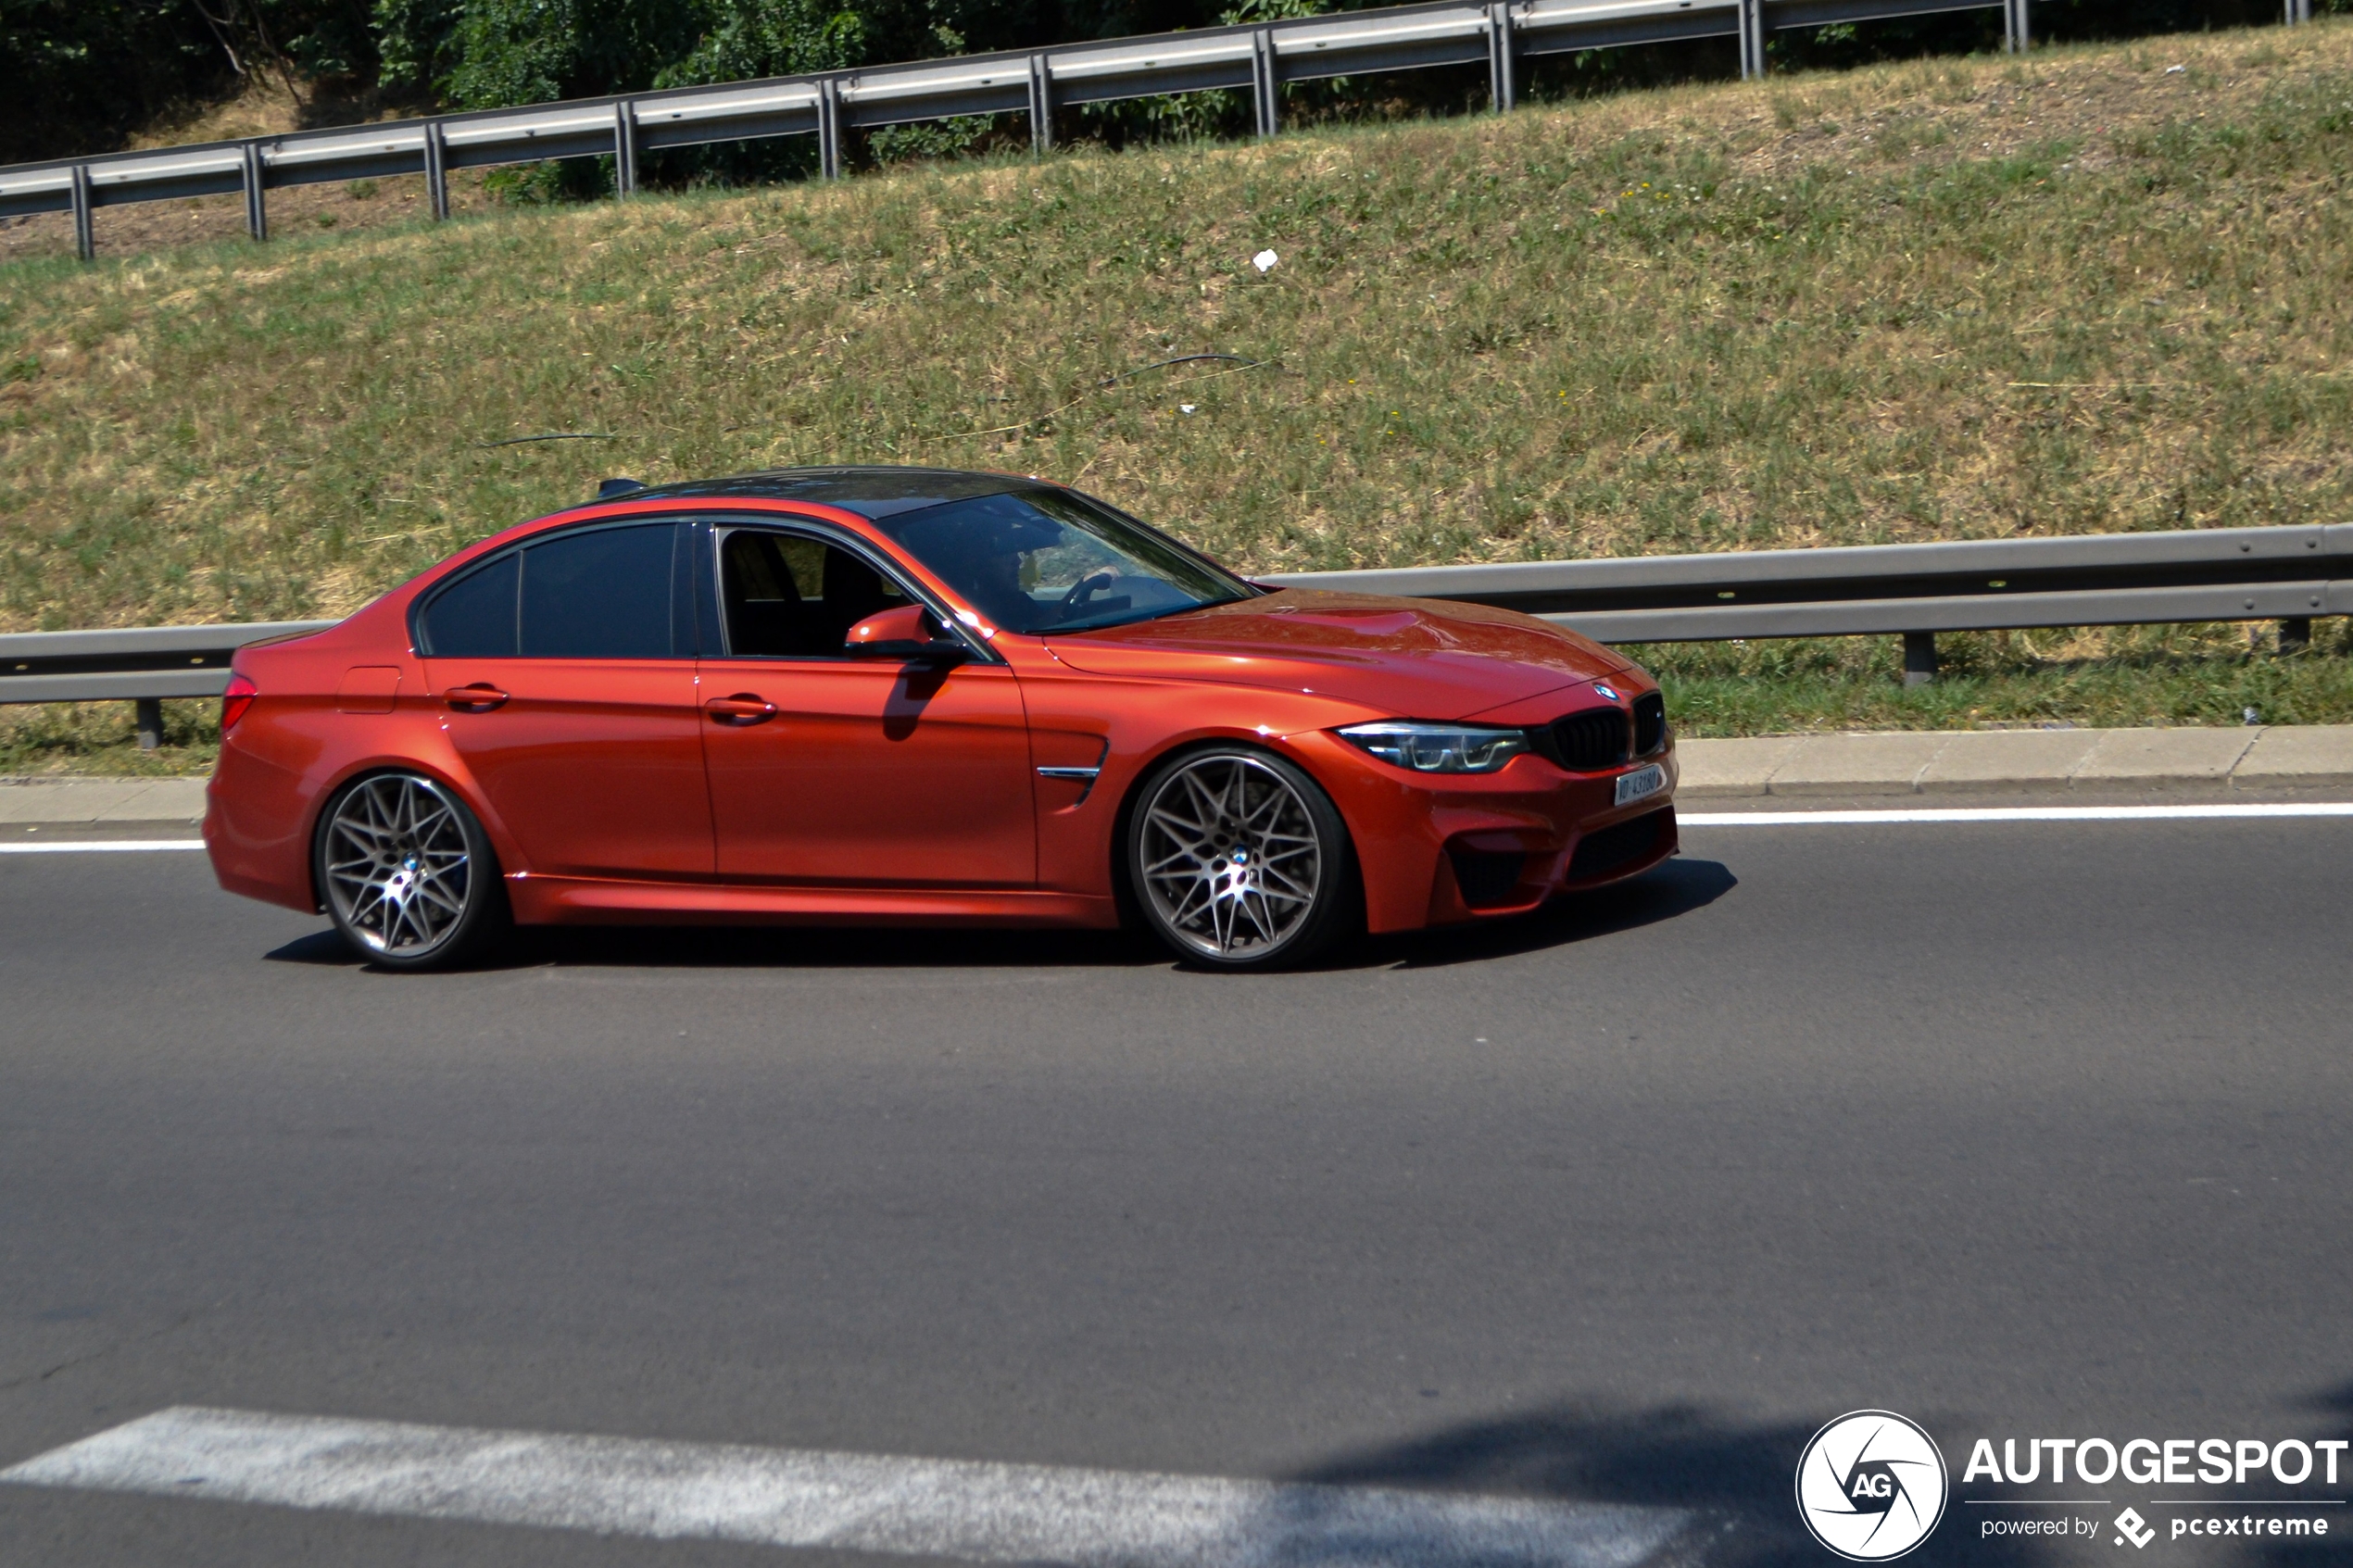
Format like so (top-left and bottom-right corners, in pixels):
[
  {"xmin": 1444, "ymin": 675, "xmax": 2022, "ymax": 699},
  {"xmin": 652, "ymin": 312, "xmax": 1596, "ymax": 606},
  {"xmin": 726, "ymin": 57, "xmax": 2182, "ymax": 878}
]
[{"xmin": 506, "ymin": 874, "xmax": 1120, "ymax": 930}]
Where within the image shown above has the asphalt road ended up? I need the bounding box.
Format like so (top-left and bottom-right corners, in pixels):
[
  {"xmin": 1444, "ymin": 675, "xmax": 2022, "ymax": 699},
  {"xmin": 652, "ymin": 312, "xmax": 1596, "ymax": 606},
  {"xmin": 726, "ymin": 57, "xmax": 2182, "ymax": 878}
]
[{"xmin": 2, "ymin": 818, "xmax": 2349, "ymax": 1568}]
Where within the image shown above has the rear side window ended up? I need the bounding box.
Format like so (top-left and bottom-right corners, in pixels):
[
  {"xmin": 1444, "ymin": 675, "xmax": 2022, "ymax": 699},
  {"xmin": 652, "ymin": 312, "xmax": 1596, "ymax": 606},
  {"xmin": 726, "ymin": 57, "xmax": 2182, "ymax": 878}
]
[
  {"xmin": 417, "ymin": 552, "xmax": 519, "ymax": 658},
  {"xmin": 519, "ymin": 523, "xmax": 674, "ymax": 659},
  {"xmin": 419, "ymin": 523, "xmax": 677, "ymax": 659}
]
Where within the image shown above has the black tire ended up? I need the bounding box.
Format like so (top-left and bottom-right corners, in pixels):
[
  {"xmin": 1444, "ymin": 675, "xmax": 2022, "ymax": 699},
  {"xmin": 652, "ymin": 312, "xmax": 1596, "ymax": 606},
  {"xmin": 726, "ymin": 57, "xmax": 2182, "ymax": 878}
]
[
  {"xmin": 313, "ymin": 771, "xmax": 510, "ymax": 971},
  {"xmin": 1125, "ymin": 745, "xmax": 1361, "ymax": 971}
]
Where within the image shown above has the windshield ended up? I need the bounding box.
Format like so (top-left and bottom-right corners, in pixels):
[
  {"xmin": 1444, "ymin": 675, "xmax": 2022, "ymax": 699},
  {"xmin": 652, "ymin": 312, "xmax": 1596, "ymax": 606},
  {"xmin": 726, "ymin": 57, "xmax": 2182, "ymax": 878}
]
[{"xmin": 870, "ymin": 488, "xmax": 1255, "ymax": 634}]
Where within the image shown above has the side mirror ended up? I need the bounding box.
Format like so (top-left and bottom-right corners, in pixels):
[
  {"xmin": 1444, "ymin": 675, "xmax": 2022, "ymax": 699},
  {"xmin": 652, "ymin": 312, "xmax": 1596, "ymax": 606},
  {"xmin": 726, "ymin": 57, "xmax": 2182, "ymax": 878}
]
[{"xmin": 845, "ymin": 604, "xmax": 965, "ymax": 664}]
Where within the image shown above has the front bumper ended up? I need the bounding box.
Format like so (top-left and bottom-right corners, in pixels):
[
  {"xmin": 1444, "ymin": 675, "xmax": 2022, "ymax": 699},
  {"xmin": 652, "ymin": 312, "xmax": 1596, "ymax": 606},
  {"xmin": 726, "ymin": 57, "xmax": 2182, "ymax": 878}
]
[{"xmin": 1287, "ymin": 730, "xmax": 1680, "ymax": 933}]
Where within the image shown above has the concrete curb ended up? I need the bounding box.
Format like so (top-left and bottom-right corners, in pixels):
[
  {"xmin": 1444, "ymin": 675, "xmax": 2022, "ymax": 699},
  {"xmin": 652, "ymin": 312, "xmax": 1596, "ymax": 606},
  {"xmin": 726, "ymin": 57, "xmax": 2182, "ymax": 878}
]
[
  {"xmin": 5, "ymin": 724, "xmax": 2351, "ymax": 824},
  {"xmin": 0, "ymin": 775, "xmax": 208, "ymax": 825},
  {"xmin": 1675, "ymin": 724, "xmax": 2353, "ymax": 799}
]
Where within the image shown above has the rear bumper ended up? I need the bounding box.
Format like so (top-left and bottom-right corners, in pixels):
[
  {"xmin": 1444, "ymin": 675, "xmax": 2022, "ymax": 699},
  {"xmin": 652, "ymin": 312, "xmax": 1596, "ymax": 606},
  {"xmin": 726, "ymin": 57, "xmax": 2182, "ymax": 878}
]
[
  {"xmin": 203, "ymin": 738, "xmax": 321, "ymax": 914},
  {"xmin": 1290, "ymin": 731, "xmax": 1679, "ymax": 933}
]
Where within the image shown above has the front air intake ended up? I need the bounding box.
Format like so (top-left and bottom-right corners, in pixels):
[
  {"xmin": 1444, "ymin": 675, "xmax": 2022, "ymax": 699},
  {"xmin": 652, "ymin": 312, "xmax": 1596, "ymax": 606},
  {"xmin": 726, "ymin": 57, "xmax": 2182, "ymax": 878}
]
[
  {"xmin": 1550, "ymin": 708, "xmax": 1630, "ymax": 772},
  {"xmin": 1567, "ymin": 809, "xmax": 1667, "ymax": 882},
  {"xmin": 1632, "ymin": 692, "xmax": 1667, "ymax": 756}
]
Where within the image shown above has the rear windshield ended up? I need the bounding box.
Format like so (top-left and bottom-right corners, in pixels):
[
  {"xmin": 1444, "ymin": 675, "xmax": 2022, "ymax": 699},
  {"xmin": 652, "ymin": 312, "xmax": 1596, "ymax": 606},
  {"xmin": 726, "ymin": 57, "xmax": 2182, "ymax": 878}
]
[{"xmin": 870, "ymin": 488, "xmax": 1254, "ymax": 634}]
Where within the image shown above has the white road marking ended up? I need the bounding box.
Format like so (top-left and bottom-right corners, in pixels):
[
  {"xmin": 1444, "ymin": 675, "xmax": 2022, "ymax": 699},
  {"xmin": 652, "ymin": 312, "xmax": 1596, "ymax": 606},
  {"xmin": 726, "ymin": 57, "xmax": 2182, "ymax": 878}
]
[
  {"xmin": 0, "ymin": 1406, "xmax": 1691, "ymax": 1568},
  {"xmin": 0, "ymin": 839, "xmax": 206, "ymax": 853},
  {"xmin": 1680, "ymin": 802, "xmax": 2353, "ymax": 825}
]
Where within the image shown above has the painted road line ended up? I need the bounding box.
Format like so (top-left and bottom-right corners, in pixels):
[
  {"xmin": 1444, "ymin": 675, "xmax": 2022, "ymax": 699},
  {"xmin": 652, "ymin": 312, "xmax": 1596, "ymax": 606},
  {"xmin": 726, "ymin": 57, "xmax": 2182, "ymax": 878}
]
[
  {"xmin": 0, "ymin": 838, "xmax": 206, "ymax": 853},
  {"xmin": 0, "ymin": 838, "xmax": 207, "ymax": 853},
  {"xmin": 0, "ymin": 1406, "xmax": 1691, "ymax": 1568},
  {"xmin": 1680, "ymin": 803, "xmax": 2353, "ymax": 826}
]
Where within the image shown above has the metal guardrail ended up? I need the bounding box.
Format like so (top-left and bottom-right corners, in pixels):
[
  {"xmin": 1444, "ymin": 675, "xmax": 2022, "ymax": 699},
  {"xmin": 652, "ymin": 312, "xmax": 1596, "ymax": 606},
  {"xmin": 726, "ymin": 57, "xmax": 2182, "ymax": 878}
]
[
  {"xmin": 5, "ymin": 524, "xmax": 2346, "ymax": 742},
  {"xmin": 0, "ymin": 0, "xmax": 2072, "ymax": 260},
  {"xmin": 1262, "ymin": 521, "xmax": 2350, "ymax": 681},
  {"xmin": 1, "ymin": 621, "xmax": 332, "ymax": 746}
]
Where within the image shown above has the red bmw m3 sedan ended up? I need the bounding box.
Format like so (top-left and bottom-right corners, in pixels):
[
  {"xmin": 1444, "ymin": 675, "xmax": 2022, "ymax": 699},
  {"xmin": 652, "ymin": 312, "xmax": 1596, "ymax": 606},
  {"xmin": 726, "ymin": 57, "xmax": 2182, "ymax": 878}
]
[{"xmin": 205, "ymin": 468, "xmax": 1678, "ymax": 970}]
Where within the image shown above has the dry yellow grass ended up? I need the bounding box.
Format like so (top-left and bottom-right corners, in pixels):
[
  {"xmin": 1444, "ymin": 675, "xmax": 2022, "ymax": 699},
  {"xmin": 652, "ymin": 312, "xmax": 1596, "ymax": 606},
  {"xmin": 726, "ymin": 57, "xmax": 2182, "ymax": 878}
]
[{"xmin": 3, "ymin": 21, "xmax": 2351, "ymax": 771}]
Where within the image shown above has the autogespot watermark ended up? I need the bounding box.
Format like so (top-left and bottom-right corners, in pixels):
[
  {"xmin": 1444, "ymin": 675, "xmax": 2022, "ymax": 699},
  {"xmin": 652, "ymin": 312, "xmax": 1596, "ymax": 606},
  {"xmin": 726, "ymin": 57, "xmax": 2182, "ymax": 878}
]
[
  {"xmin": 1962, "ymin": 1436, "xmax": 2345, "ymax": 1549},
  {"xmin": 1796, "ymin": 1414, "xmax": 2347, "ymax": 1557},
  {"xmin": 1797, "ymin": 1411, "xmax": 1950, "ymax": 1561}
]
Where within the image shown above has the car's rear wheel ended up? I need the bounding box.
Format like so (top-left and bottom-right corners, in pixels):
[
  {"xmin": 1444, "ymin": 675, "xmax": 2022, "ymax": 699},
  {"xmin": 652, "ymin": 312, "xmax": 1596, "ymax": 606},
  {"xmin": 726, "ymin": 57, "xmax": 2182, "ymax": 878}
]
[
  {"xmin": 315, "ymin": 771, "xmax": 508, "ymax": 970},
  {"xmin": 1127, "ymin": 747, "xmax": 1358, "ymax": 970}
]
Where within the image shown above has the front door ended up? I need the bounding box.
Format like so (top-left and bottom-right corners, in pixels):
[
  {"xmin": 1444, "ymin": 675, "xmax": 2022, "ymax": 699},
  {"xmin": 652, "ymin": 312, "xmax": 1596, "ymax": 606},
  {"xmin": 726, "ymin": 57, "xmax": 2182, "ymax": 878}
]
[
  {"xmin": 699, "ymin": 526, "xmax": 1035, "ymax": 887},
  {"xmin": 419, "ymin": 519, "xmax": 713, "ymax": 880}
]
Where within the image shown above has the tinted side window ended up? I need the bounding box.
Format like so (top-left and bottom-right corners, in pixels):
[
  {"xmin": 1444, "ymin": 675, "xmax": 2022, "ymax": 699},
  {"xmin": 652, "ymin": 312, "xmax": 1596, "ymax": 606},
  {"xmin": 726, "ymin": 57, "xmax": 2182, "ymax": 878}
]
[
  {"xmin": 519, "ymin": 523, "xmax": 676, "ymax": 659},
  {"xmin": 418, "ymin": 553, "xmax": 519, "ymax": 658},
  {"xmin": 720, "ymin": 530, "xmax": 910, "ymax": 658}
]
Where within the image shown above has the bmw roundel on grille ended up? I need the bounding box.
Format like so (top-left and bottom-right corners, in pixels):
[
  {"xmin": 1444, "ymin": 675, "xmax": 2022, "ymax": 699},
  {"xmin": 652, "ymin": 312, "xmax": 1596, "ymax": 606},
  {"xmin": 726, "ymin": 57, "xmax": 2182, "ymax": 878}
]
[{"xmin": 1592, "ymin": 683, "xmax": 1621, "ymax": 702}]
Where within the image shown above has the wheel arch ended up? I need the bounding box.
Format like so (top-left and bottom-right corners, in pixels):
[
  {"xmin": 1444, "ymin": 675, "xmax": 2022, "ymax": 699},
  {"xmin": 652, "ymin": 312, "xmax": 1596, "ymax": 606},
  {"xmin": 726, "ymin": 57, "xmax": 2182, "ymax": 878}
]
[
  {"xmin": 304, "ymin": 757, "xmax": 511, "ymax": 915},
  {"xmin": 1105, "ymin": 732, "xmax": 1367, "ymax": 938}
]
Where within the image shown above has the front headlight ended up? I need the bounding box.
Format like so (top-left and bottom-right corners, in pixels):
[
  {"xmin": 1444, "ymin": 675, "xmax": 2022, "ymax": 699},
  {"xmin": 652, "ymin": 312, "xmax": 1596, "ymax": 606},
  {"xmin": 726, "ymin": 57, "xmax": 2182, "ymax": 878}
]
[{"xmin": 1337, "ymin": 721, "xmax": 1529, "ymax": 774}]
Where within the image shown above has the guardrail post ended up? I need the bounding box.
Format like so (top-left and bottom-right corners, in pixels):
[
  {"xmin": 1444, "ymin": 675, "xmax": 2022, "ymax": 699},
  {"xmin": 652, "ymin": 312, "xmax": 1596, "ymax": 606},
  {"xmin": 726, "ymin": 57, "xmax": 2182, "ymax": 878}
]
[
  {"xmin": 1251, "ymin": 30, "xmax": 1280, "ymax": 138},
  {"xmin": 2284, "ymin": 0, "xmax": 2309, "ymax": 22},
  {"xmin": 242, "ymin": 141, "xmax": 268, "ymax": 241},
  {"xmin": 1903, "ymin": 632, "xmax": 1937, "ymax": 686},
  {"xmin": 1487, "ymin": 1, "xmax": 1517, "ymax": 113},
  {"xmin": 1028, "ymin": 54, "xmax": 1055, "ymax": 153},
  {"xmin": 424, "ymin": 119, "xmax": 450, "ymax": 220},
  {"xmin": 2279, "ymin": 617, "xmax": 2313, "ymax": 652},
  {"xmin": 613, "ymin": 100, "xmax": 639, "ymax": 196},
  {"xmin": 133, "ymin": 697, "xmax": 163, "ymax": 750},
  {"xmin": 69, "ymin": 164, "xmax": 95, "ymax": 262},
  {"xmin": 1737, "ymin": 0, "xmax": 1767, "ymax": 79},
  {"xmin": 817, "ymin": 79, "xmax": 845, "ymax": 178},
  {"xmin": 2006, "ymin": 0, "xmax": 2032, "ymax": 52}
]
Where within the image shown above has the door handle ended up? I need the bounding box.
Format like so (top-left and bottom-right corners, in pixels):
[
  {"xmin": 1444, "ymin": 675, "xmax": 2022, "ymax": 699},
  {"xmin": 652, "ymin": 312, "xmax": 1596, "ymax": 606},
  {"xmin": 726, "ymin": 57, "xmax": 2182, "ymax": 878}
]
[
  {"xmin": 443, "ymin": 683, "xmax": 509, "ymax": 712},
  {"xmin": 706, "ymin": 694, "xmax": 778, "ymax": 725}
]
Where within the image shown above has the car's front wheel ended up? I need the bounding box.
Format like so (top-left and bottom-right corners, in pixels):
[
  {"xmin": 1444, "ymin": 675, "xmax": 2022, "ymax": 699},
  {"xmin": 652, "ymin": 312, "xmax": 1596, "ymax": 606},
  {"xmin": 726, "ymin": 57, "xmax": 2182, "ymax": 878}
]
[
  {"xmin": 1127, "ymin": 746, "xmax": 1358, "ymax": 970},
  {"xmin": 315, "ymin": 771, "xmax": 509, "ymax": 970}
]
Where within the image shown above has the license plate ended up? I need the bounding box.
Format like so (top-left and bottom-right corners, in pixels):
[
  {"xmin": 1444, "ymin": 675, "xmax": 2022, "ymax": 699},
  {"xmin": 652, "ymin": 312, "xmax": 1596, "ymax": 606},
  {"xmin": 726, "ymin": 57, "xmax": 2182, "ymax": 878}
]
[{"xmin": 1614, "ymin": 763, "xmax": 1665, "ymax": 807}]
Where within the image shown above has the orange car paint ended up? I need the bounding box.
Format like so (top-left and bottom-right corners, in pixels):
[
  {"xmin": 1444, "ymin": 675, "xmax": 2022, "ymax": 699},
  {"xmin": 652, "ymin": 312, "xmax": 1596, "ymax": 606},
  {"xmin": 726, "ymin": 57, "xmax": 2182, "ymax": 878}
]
[{"xmin": 206, "ymin": 489, "xmax": 1677, "ymax": 935}]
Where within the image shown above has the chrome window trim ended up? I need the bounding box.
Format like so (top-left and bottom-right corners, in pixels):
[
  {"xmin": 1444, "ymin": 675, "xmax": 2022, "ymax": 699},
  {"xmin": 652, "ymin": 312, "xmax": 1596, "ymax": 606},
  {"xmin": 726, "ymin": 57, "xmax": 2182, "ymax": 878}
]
[{"xmin": 703, "ymin": 516, "xmax": 1003, "ymax": 665}]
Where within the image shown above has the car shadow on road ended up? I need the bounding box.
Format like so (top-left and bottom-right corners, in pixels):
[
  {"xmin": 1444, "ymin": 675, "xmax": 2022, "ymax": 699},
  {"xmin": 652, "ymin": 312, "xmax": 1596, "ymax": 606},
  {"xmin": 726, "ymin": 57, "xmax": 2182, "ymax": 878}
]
[
  {"xmin": 263, "ymin": 857, "xmax": 1736, "ymax": 974},
  {"xmin": 1284, "ymin": 1398, "xmax": 2053, "ymax": 1568},
  {"xmin": 1354, "ymin": 856, "xmax": 1738, "ymax": 972},
  {"xmin": 2249, "ymin": 1379, "xmax": 2353, "ymax": 1568},
  {"xmin": 263, "ymin": 921, "xmax": 1166, "ymax": 972}
]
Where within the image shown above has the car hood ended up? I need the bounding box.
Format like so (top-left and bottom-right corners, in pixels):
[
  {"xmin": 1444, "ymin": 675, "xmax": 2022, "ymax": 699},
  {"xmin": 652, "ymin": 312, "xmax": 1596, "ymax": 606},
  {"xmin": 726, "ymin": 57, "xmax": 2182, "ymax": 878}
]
[{"xmin": 1041, "ymin": 589, "xmax": 1629, "ymax": 721}]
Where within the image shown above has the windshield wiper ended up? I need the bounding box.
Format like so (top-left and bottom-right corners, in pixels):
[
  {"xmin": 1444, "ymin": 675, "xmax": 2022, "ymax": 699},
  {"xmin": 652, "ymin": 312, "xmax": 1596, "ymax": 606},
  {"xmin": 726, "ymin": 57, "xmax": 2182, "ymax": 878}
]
[{"xmin": 1051, "ymin": 595, "xmax": 1245, "ymax": 634}]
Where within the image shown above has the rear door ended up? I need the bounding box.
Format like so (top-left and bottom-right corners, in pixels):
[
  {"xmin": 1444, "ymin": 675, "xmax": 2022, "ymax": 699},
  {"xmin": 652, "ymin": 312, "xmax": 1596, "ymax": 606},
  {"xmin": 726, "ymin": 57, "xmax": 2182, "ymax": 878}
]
[
  {"xmin": 697, "ymin": 524, "xmax": 1035, "ymax": 888},
  {"xmin": 419, "ymin": 520, "xmax": 713, "ymax": 880}
]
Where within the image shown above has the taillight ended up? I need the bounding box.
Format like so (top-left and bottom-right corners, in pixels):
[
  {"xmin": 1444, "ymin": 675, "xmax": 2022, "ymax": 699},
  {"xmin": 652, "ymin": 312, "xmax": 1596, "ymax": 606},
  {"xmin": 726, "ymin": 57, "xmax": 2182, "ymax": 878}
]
[{"xmin": 220, "ymin": 671, "xmax": 258, "ymax": 734}]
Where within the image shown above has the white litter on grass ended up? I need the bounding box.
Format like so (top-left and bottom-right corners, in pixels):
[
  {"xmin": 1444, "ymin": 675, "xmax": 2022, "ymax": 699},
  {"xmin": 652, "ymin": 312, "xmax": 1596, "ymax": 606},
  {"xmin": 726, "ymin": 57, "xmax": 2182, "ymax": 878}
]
[
  {"xmin": 2166, "ymin": 64, "xmax": 2186, "ymax": 73},
  {"xmin": 1179, "ymin": 404, "xmax": 1199, "ymax": 415},
  {"xmin": 1252, "ymin": 249, "xmax": 1279, "ymax": 273}
]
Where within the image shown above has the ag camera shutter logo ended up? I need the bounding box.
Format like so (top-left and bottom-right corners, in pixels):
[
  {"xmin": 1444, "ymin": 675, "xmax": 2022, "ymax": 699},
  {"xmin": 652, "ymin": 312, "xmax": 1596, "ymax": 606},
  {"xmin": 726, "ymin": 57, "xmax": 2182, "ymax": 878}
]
[{"xmin": 1796, "ymin": 1411, "xmax": 1948, "ymax": 1561}]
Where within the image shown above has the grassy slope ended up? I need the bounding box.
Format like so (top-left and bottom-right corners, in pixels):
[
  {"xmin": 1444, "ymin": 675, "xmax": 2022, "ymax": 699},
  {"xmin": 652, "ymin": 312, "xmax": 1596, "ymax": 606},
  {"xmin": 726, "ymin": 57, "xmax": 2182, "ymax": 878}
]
[{"xmin": 3, "ymin": 22, "xmax": 2352, "ymax": 768}]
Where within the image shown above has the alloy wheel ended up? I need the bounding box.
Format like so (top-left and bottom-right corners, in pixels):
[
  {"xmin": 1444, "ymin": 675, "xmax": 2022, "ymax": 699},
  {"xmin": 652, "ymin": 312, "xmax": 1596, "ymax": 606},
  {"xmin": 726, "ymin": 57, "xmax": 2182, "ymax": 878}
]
[
  {"xmin": 321, "ymin": 773, "xmax": 476, "ymax": 959},
  {"xmin": 1136, "ymin": 754, "xmax": 1325, "ymax": 961}
]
